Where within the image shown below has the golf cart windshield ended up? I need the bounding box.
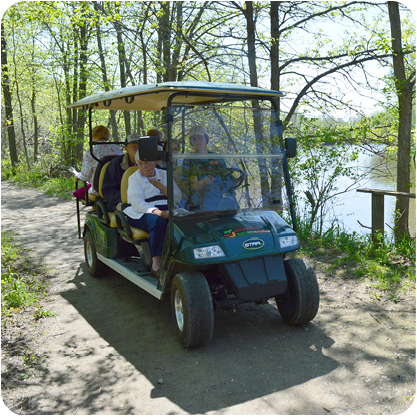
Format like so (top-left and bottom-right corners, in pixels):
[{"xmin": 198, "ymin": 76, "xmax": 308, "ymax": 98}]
[{"xmin": 169, "ymin": 102, "xmax": 288, "ymax": 217}]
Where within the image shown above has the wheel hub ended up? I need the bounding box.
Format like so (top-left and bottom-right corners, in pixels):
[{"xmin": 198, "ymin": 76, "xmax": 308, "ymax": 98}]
[
  {"xmin": 174, "ymin": 290, "xmax": 184, "ymax": 331},
  {"xmin": 86, "ymin": 241, "xmax": 93, "ymax": 267}
]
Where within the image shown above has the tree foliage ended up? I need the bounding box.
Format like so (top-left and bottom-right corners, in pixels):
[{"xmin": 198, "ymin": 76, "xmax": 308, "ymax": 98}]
[{"xmin": 1, "ymin": 1, "xmax": 415, "ymax": 236}]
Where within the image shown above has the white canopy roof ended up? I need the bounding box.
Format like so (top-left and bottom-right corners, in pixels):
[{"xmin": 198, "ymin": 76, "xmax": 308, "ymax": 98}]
[{"xmin": 68, "ymin": 81, "xmax": 284, "ymax": 111}]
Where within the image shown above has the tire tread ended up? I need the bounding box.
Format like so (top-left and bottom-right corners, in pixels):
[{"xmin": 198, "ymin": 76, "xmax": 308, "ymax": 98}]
[
  {"xmin": 277, "ymin": 258, "xmax": 320, "ymax": 325},
  {"xmin": 171, "ymin": 272, "xmax": 214, "ymax": 348}
]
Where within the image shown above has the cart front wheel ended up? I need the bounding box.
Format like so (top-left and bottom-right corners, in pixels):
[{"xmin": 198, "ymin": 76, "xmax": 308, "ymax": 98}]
[
  {"xmin": 84, "ymin": 230, "xmax": 108, "ymax": 277},
  {"xmin": 276, "ymin": 258, "xmax": 319, "ymax": 325},
  {"xmin": 171, "ymin": 272, "xmax": 214, "ymax": 348}
]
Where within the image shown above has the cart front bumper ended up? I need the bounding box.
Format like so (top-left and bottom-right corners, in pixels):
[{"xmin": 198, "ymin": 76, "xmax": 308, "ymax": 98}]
[{"xmin": 221, "ymin": 255, "xmax": 287, "ymax": 302}]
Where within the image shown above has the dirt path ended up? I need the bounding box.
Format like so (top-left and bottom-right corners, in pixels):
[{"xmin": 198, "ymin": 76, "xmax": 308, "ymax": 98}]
[{"xmin": 1, "ymin": 181, "xmax": 415, "ymax": 415}]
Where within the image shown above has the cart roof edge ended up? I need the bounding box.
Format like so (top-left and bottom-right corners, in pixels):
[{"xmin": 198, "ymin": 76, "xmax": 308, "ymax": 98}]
[{"xmin": 68, "ymin": 81, "xmax": 285, "ymax": 111}]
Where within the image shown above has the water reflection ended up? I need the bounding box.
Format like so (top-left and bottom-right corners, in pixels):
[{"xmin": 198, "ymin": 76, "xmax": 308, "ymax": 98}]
[{"xmin": 330, "ymin": 148, "xmax": 415, "ymax": 237}]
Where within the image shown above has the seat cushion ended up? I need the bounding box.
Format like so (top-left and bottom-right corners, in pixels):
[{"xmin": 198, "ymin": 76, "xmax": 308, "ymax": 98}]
[{"xmin": 131, "ymin": 227, "xmax": 150, "ymax": 240}]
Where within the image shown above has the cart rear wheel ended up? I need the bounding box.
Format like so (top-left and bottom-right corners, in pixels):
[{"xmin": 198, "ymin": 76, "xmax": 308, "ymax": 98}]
[
  {"xmin": 171, "ymin": 272, "xmax": 214, "ymax": 348},
  {"xmin": 84, "ymin": 230, "xmax": 108, "ymax": 277},
  {"xmin": 276, "ymin": 258, "xmax": 319, "ymax": 325}
]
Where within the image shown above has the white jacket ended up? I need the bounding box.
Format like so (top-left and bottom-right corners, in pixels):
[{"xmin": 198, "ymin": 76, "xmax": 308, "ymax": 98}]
[{"xmin": 123, "ymin": 168, "xmax": 182, "ymax": 220}]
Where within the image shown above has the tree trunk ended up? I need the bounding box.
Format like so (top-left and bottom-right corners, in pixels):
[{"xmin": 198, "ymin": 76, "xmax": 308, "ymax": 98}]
[
  {"xmin": 10, "ymin": 24, "xmax": 30, "ymax": 169},
  {"xmin": 114, "ymin": 4, "xmax": 131, "ymax": 136},
  {"xmin": 269, "ymin": 1, "xmax": 283, "ymax": 203},
  {"xmin": 15, "ymin": 81, "xmax": 30, "ymax": 169},
  {"xmin": 170, "ymin": 2, "xmax": 183, "ymax": 81},
  {"xmin": 388, "ymin": 1, "xmax": 413, "ymax": 241},
  {"xmin": 62, "ymin": 46, "xmax": 73, "ymax": 164},
  {"xmin": 270, "ymin": 2, "xmax": 280, "ymax": 94},
  {"xmin": 156, "ymin": 7, "xmax": 164, "ymax": 84},
  {"xmin": 139, "ymin": 3, "xmax": 152, "ymax": 85},
  {"xmin": 31, "ymin": 83, "xmax": 39, "ymax": 163},
  {"xmin": 245, "ymin": 2, "xmax": 258, "ymax": 89},
  {"xmin": 161, "ymin": 2, "xmax": 172, "ymax": 82},
  {"xmin": 71, "ymin": 30, "xmax": 79, "ymax": 166},
  {"xmin": 74, "ymin": 12, "xmax": 89, "ymax": 164},
  {"xmin": 244, "ymin": 2, "xmax": 270, "ymax": 204},
  {"xmin": 95, "ymin": 3, "xmax": 119, "ymax": 141},
  {"xmin": 1, "ymin": 23, "xmax": 18, "ymax": 166}
]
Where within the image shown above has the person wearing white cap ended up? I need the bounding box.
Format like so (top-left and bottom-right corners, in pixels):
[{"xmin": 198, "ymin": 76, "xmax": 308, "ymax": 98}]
[{"xmin": 181, "ymin": 125, "xmax": 236, "ymax": 210}]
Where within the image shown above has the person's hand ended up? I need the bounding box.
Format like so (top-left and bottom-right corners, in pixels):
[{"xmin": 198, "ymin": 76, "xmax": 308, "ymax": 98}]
[
  {"xmin": 190, "ymin": 175, "xmax": 214, "ymax": 192},
  {"xmin": 149, "ymin": 179, "xmax": 167, "ymax": 196},
  {"xmin": 152, "ymin": 209, "xmax": 169, "ymax": 220},
  {"xmin": 202, "ymin": 175, "xmax": 214, "ymax": 185}
]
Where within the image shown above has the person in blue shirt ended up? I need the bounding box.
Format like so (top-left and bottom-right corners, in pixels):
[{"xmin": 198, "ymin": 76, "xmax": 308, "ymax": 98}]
[{"xmin": 181, "ymin": 125, "xmax": 238, "ymax": 211}]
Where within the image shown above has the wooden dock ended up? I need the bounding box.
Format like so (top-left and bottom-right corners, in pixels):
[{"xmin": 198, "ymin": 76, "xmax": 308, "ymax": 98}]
[{"xmin": 357, "ymin": 188, "xmax": 416, "ymax": 241}]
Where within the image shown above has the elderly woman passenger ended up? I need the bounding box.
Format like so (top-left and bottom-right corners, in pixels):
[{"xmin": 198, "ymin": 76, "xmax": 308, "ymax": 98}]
[
  {"xmin": 75, "ymin": 125, "xmax": 122, "ymax": 195},
  {"xmin": 123, "ymin": 151, "xmax": 181, "ymax": 278}
]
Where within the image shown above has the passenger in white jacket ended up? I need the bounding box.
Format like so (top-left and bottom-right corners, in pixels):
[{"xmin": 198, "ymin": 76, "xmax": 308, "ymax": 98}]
[{"xmin": 124, "ymin": 151, "xmax": 181, "ymax": 278}]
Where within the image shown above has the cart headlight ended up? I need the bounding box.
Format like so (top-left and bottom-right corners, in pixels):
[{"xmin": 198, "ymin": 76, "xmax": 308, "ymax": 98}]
[
  {"xmin": 193, "ymin": 245, "xmax": 226, "ymax": 259},
  {"xmin": 279, "ymin": 235, "xmax": 299, "ymax": 248}
]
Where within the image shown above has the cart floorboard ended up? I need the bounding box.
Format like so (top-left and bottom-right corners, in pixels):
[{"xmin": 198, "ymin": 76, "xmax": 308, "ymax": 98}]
[{"xmin": 96, "ymin": 255, "xmax": 162, "ymax": 299}]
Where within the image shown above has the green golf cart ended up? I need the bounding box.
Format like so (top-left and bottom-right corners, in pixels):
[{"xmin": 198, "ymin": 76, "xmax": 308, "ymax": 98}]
[{"xmin": 69, "ymin": 81, "xmax": 319, "ymax": 348}]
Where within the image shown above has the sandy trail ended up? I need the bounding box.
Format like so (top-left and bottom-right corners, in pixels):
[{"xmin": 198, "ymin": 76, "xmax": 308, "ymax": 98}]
[{"xmin": 1, "ymin": 181, "xmax": 415, "ymax": 414}]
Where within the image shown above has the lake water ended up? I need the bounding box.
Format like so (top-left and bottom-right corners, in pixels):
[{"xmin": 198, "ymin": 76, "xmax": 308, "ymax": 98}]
[{"xmin": 296, "ymin": 147, "xmax": 416, "ymax": 237}]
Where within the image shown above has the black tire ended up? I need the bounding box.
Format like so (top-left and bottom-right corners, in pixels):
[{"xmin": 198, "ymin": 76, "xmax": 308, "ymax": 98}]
[
  {"xmin": 276, "ymin": 258, "xmax": 319, "ymax": 325},
  {"xmin": 171, "ymin": 272, "xmax": 214, "ymax": 348},
  {"xmin": 84, "ymin": 230, "xmax": 108, "ymax": 277}
]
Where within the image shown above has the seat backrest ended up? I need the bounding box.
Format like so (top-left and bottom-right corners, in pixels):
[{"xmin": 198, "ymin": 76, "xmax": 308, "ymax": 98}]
[
  {"xmin": 120, "ymin": 166, "xmax": 139, "ymax": 204},
  {"xmin": 98, "ymin": 161, "xmax": 113, "ymax": 198},
  {"xmin": 92, "ymin": 155, "xmax": 119, "ymax": 196}
]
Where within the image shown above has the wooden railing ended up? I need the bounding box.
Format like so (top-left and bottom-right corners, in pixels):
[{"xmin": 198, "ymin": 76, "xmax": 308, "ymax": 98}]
[{"xmin": 357, "ymin": 188, "xmax": 416, "ymax": 241}]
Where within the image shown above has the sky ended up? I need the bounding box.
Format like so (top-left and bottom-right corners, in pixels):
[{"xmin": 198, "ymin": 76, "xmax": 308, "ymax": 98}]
[{"xmin": 276, "ymin": 0, "xmax": 415, "ymax": 120}]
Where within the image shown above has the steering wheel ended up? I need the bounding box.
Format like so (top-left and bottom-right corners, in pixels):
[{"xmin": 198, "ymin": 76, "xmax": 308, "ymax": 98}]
[{"xmin": 223, "ymin": 167, "xmax": 245, "ymax": 193}]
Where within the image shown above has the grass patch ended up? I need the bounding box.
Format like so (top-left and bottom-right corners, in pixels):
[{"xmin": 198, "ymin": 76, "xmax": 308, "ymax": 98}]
[
  {"xmin": 1, "ymin": 230, "xmax": 51, "ymax": 318},
  {"xmin": 1, "ymin": 230, "xmax": 55, "ymax": 392},
  {"xmin": 298, "ymin": 222, "xmax": 416, "ymax": 301},
  {"xmin": 1, "ymin": 159, "xmax": 74, "ymax": 200},
  {"xmin": 40, "ymin": 176, "xmax": 75, "ymax": 200}
]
